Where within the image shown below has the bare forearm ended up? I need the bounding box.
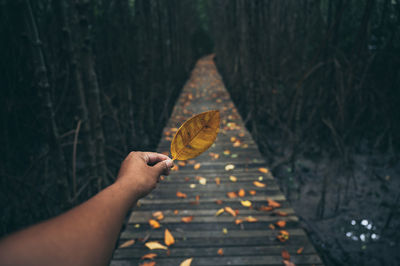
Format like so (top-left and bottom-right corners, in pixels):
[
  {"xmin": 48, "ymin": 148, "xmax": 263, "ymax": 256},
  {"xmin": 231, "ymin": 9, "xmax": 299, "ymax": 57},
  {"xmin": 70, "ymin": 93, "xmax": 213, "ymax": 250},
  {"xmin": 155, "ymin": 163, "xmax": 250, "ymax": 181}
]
[{"xmin": 0, "ymin": 183, "xmax": 137, "ymax": 266}]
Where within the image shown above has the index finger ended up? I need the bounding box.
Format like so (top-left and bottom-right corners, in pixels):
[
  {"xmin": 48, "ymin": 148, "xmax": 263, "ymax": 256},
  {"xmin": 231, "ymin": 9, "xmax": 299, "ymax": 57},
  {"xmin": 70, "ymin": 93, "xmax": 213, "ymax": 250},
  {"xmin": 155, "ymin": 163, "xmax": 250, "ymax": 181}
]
[{"xmin": 142, "ymin": 152, "xmax": 171, "ymax": 166}]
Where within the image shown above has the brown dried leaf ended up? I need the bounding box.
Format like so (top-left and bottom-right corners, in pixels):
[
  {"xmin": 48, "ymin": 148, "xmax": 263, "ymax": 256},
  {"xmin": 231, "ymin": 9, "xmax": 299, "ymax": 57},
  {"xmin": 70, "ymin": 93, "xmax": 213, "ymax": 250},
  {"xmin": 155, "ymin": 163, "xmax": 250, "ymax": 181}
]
[
  {"xmin": 215, "ymin": 200, "xmax": 223, "ymax": 205},
  {"xmin": 275, "ymin": 211, "xmax": 288, "ymax": 217},
  {"xmin": 297, "ymin": 247, "xmax": 304, "ymax": 254},
  {"xmin": 259, "ymin": 205, "xmax": 273, "ymax": 212},
  {"xmin": 119, "ymin": 239, "xmax": 135, "ymax": 248},
  {"xmin": 281, "ymin": 250, "xmax": 290, "ymax": 260}
]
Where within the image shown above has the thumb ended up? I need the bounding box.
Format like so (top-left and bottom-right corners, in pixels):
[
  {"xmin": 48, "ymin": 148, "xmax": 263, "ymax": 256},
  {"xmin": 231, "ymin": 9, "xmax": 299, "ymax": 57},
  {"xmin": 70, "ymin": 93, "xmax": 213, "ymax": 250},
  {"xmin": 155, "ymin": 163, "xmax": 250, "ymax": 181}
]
[{"xmin": 152, "ymin": 159, "xmax": 174, "ymax": 176}]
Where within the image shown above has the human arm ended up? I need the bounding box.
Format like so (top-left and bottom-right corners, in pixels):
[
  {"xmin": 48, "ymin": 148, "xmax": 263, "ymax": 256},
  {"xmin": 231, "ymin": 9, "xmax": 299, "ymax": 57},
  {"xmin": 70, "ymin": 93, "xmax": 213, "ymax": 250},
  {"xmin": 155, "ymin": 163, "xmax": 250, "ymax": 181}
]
[{"xmin": 0, "ymin": 151, "xmax": 173, "ymax": 266}]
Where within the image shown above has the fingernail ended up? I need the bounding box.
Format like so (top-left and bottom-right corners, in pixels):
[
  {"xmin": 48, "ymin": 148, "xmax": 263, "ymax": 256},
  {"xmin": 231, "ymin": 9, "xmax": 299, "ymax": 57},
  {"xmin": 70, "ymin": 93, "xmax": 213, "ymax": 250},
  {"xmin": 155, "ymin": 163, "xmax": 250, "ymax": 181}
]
[{"xmin": 165, "ymin": 159, "xmax": 174, "ymax": 168}]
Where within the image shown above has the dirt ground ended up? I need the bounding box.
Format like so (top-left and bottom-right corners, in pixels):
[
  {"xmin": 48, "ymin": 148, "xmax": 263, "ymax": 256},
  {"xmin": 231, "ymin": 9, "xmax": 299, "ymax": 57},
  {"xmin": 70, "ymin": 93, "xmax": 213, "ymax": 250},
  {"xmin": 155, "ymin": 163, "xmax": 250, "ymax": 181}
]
[{"xmin": 272, "ymin": 149, "xmax": 400, "ymax": 266}]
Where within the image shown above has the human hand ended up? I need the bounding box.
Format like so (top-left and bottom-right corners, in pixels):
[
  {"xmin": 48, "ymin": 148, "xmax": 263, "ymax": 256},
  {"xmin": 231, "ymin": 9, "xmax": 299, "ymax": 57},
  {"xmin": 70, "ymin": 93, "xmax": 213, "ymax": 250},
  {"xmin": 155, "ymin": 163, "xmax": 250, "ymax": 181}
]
[{"xmin": 115, "ymin": 151, "xmax": 174, "ymax": 199}]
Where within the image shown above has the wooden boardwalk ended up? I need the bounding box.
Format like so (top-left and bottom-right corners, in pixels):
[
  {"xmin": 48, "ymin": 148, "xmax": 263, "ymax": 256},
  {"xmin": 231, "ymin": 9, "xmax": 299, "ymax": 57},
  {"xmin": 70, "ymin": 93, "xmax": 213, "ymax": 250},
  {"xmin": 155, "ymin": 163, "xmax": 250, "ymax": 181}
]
[{"xmin": 110, "ymin": 55, "xmax": 323, "ymax": 266}]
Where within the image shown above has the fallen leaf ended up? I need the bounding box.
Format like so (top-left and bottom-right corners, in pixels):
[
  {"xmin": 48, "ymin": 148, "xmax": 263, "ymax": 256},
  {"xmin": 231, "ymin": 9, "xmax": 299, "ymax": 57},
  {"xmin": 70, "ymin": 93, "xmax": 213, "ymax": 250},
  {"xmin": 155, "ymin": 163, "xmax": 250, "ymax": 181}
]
[
  {"xmin": 215, "ymin": 177, "xmax": 221, "ymax": 185},
  {"xmin": 224, "ymin": 206, "xmax": 237, "ymax": 217},
  {"xmin": 275, "ymin": 211, "xmax": 288, "ymax": 217},
  {"xmin": 179, "ymin": 258, "xmax": 193, "ymax": 266},
  {"xmin": 225, "ymin": 164, "xmax": 235, "ymax": 171},
  {"xmin": 222, "ymin": 228, "xmax": 228, "ymax": 234},
  {"xmin": 249, "ymin": 190, "xmax": 257, "ymax": 195},
  {"xmin": 152, "ymin": 211, "xmax": 164, "ymax": 221},
  {"xmin": 174, "ymin": 210, "xmax": 179, "ymax": 215},
  {"xmin": 215, "ymin": 200, "xmax": 223, "ymax": 205},
  {"xmin": 171, "ymin": 110, "xmax": 220, "ymax": 160},
  {"xmin": 226, "ymin": 192, "xmax": 237, "ymax": 198},
  {"xmin": 215, "ymin": 208, "xmax": 225, "ymax": 216},
  {"xmin": 198, "ymin": 176, "xmax": 207, "ymax": 185},
  {"xmin": 245, "ymin": 216, "xmax": 258, "ymax": 222},
  {"xmin": 269, "ymin": 224, "xmax": 276, "ymax": 230},
  {"xmin": 229, "ymin": 175, "xmax": 237, "ymax": 182},
  {"xmin": 164, "ymin": 229, "xmax": 175, "ymax": 246},
  {"xmin": 258, "ymin": 167, "xmax": 269, "ymax": 173},
  {"xmin": 172, "ymin": 165, "xmax": 179, "ymax": 171},
  {"xmin": 145, "ymin": 241, "xmax": 168, "ymax": 250},
  {"xmin": 189, "ymin": 184, "xmax": 196, "ymax": 189},
  {"xmin": 141, "ymin": 253, "xmax": 157, "ymax": 260},
  {"xmin": 277, "ymin": 230, "xmax": 290, "ymax": 242},
  {"xmin": 176, "ymin": 191, "xmax": 187, "ymax": 198},
  {"xmin": 178, "ymin": 161, "xmax": 186, "ymax": 167},
  {"xmin": 233, "ymin": 140, "xmax": 241, "ymax": 147},
  {"xmin": 267, "ymin": 198, "xmax": 281, "ymax": 208},
  {"xmin": 217, "ymin": 248, "xmax": 224, "ymax": 256},
  {"xmin": 235, "ymin": 219, "xmax": 243, "ymax": 225},
  {"xmin": 139, "ymin": 262, "xmax": 156, "ymax": 266},
  {"xmin": 276, "ymin": 220, "xmax": 286, "ymax": 228},
  {"xmin": 281, "ymin": 250, "xmax": 290, "ymax": 260},
  {"xmin": 259, "ymin": 205, "xmax": 273, "ymax": 212},
  {"xmin": 253, "ymin": 181, "xmax": 266, "ymax": 187},
  {"xmin": 194, "ymin": 163, "xmax": 201, "ymax": 170},
  {"xmin": 240, "ymin": 200, "xmax": 252, "ymax": 207},
  {"xmin": 181, "ymin": 216, "xmax": 194, "ymax": 223},
  {"xmin": 230, "ymin": 136, "xmax": 237, "ymax": 142},
  {"xmin": 119, "ymin": 239, "xmax": 135, "ymax": 248},
  {"xmin": 297, "ymin": 247, "xmax": 304, "ymax": 254},
  {"xmin": 149, "ymin": 219, "xmax": 161, "ymax": 229},
  {"xmin": 282, "ymin": 260, "xmax": 295, "ymax": 266}
]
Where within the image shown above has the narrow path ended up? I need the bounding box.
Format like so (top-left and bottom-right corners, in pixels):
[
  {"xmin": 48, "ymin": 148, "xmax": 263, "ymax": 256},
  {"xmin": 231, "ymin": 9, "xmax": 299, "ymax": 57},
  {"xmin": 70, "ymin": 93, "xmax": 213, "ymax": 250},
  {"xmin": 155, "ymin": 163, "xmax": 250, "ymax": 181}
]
[{"xmin": 110, "ymin": 55, "xmax": 323, "ymax": 266}]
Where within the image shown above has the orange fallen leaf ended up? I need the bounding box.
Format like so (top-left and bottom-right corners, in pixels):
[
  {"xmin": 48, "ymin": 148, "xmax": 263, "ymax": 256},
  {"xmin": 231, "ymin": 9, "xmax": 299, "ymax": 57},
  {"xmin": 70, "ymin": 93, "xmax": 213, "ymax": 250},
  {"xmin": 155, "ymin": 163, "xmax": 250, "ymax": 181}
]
[
  {"xmin": 224, "ymin": 206, "xmax": 237, "ymax": 217},
  {"xmin": 149, "ymin": 219, "xmax": 161, "ymax": 229},
  {"xmin": 258, "ymin": 167, "xmax": 269, "ymax": 173},
  {"xmin": 269, "ymin": 224, "xmax": 276, "ymax": 230},
  {"xmin": 152, "ymin": 211, "xmax": 164, "ymax": 221},
  {"xmin": 282, "ymin": 260, "xmax": 295, "ymax": 266},
  {"xmin": 275, "ymin": 211, "xmax": 288, "ymax": 217},
  {"xmin": 180, "ymin": 258, "xmax": 193, "ymax": 266},
  {"xmin": 174, "ymin": 209, "xmax": 179, "ymax": 215},
  {"xmin": 172, "ymin": 165, "xmax": 179, "ymax": 171},
  {"xmin": 239, "ymin": 132, "xmax": 245, "ymax": 137},
  {"xmin": 139, "ymin": 262, "xmax": 156, "ymax": 266},
  {"xmin": 215, "ymin": 177, "xmax": 221, "ymax": 185},
  {"xmin": 215, "ymin": 200, "xmax": 223, "ymax": 205},
  {"xmin": 230, "ymin": 136, "xmax": 237, "ymax": 142},
  {"xmin": 226, "ymin": 192, "xmax": 237, "ymax": 198},
  {"xmin": 178, "ymin": 161, "xmax": 186, "ymax": 167},
  {"xmin": 253, "ymin": 181, "xmax": 266, "ymax": 188},
  {"xmin": 281, "ymin": 250, "xmax": 290, "ymax": 260},
  {"xmin": 277, "ymin": 230, "xmax": 290, "ymax": 242},
  {"xmin": 181, "ymin": 216, "xmax": 194, "ymax": 223},
  {"xmin": 119, "ymin": 239, "xmax": 135, "ymax": 248},
  {"xmin": 194, "ymin": 163, "xmax": 201, "ymax": 170},
  {"xmin": 297, "ymin": 247, "xmax": 304, "ymax": 254},
  {"xmin": 235, "ymin": 219, "xmax": 243, "ymax": 225},
  {"xmin": 176, "ymin": 191, "xmax": 187, "ymax": 198},
  {"xmin": 195, "ymin": 195, "xmax": 200, "ymax": 202},
  {"xmin": 249, "ymin": 190, "xmax": 257, "ymax": 195},
  {"xmin": 245, "ymin": 216, "xmax": 258, "ymax": 222},
  {"xmin": 233, "ymin": 140, "xmax": 241, "ymax": 147},
  {"xmin": 276, "ymin": 220, "xmax": 286, "ymax": 228},
  {"xmin": 267, "ymin": 198, "xmax": 281, "ymax": 208},
  {"xmin": 217, "ymin": 248, "xmax": 224, "ymax": 256},
  {"xmin": 164, "ymin": 229, "xmax": 175, "ymax": 246},
  {"xmin": 141, "ymin": 253, "xmax": 157, "ymax": 260},
  {"xmin": 145, "ymin": 241, "xmax": 168, "ymax": 250},
  {"xmin": 238, "ymin": 189, "xmax": 245, "ymax": 197},
  {"xmin": 259, "ymin": 205, "xmax": 273, "ymax": 212}
]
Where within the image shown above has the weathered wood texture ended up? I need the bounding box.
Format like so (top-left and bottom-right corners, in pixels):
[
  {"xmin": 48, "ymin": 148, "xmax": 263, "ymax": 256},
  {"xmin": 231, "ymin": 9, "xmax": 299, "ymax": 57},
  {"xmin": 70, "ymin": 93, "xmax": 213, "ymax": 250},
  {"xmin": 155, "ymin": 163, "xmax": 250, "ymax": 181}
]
[{"xmin": 110, "ymin": 55, "xmax": 324, "ymax": 266}]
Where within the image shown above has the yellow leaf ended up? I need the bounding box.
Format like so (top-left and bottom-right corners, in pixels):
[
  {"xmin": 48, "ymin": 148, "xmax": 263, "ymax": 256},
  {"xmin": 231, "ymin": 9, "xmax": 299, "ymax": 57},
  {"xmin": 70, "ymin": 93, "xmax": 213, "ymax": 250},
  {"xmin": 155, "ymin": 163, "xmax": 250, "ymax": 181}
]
[
  {"xmin": 215, "ymin": 208, "xmax": 225, "ymax": 216},
  {"xmin": 225, "ymin": 164, "xmax": 235, "ymax": 171},
  {"xmin": 241, "ymin": 200, "xmax": 252, "ymax": 207},
  {"xmin": 222, "ymin": 228, "xmax": 228, "ymax": 234},
  {"xmin": 119, "ymin": 239, "xmax": 135, "ymax": 248},
  {"xmin": 229, "ymin": 175, "xmax": 237, "ymax": 182},
  {"xmin": 245, "ymin": 216, "xmax": 258, "ymax": 222},
  {"xmin": 180, "ymin": 258, "xmax": 193, "ymax": 266},
  {"xmin": 149, "ymin": 219, "xmax": 161, "ymax": 229},
  {"xmin": 253, "ymin": 181, "xmax": 266, "ymax": 188},
  {"xmin": 145, "ymin": 241, "xmax": 168, "ymax": 250},
  {"xmin": 224, "ymin": 206, "xmax": 237, "ymax": 217},
  {"xmin": 164, "ymin": 228, "xmax": 175, "ymax": 246},
  {"xmin": 170, "ymin": 110, "xmax": 220, "ymax": 160}
]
